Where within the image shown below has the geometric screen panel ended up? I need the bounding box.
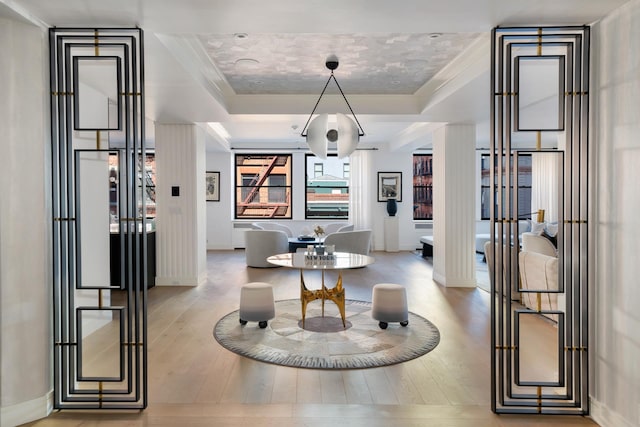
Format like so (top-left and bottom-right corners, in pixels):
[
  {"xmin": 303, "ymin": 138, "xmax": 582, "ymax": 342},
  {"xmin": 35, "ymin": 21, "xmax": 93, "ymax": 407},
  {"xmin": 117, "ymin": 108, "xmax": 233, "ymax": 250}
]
[
  {"xmin": 50, "ymin": 27, "xmax": 147, "ymax": 410},
  {"xmin": 491, "ymin": 25, "xmax": 589, "ymax": 416}
]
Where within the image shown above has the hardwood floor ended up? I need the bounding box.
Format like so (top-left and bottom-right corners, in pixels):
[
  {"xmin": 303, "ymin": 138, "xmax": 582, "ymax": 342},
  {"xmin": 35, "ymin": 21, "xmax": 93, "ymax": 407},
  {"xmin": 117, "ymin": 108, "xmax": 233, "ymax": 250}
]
[{"xmin": 23, "ymin": 250, "xmax": 597, "ymax": 426}]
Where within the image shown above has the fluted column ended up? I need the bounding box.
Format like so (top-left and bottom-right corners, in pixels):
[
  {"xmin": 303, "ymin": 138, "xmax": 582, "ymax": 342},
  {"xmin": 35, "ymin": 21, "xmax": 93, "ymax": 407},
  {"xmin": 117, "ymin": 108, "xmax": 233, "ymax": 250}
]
[
  {"xmin": 155, "ymin": 124, "xmax": 207, "ymax": 286},
  {"xmin": 432, "ymin": 124, "xmax": 476, "ymax": 287}
]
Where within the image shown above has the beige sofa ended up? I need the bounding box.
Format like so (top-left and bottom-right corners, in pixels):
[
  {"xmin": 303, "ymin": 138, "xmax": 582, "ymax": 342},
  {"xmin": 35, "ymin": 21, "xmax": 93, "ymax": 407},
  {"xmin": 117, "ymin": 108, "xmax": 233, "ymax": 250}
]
[{"xmin": 518, "ymin": 232, "xmax": 558, "ymax": 320}]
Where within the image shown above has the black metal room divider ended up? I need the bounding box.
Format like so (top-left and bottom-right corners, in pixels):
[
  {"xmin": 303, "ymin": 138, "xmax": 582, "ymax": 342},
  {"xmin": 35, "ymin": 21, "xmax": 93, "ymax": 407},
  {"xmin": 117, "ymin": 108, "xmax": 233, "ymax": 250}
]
[
  {"xmin": 49, "ymin": 28, "xmax": 147, "ymax": 409},
  {"xmin": 489, "ymin": 26, "xmax": 589, "ymax": 414}
]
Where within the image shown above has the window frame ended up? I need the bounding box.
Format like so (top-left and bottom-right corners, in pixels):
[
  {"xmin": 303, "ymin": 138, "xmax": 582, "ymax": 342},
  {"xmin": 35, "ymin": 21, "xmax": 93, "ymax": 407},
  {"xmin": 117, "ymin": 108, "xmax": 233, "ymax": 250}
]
[
  {"xmin": 304, "ymin": 153, "xmax": 350, "ymax": 220},
  {"xmin": 413, "ymin": 153, "xmax": 433, "ymax": 220},
  {"xmin": 480, "ymin": 152, "xmax": 532, "ymax": 220},
  {"xmin": 234, "ymin": 154, "xmax": 292, "ymax": 220}
]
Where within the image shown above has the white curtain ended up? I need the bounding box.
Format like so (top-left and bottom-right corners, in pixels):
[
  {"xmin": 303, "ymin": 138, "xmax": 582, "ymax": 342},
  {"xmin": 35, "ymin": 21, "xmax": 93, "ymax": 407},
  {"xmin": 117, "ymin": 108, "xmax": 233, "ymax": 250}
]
[
  {"xmin": 348, "ymin": 150, "xmax": 373, "ymax": 230},
  {"xmin": 531, "ymin": 152, "xmax": 559, "ymax": 222}
]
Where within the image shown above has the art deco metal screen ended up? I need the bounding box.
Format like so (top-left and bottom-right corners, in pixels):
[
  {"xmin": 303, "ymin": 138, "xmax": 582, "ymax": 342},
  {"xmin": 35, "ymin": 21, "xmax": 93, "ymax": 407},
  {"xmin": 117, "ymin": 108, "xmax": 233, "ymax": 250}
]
[
  {"xmin": 489, "ymin": 26, "xmax": 589, "ymax": 414},
  {"xmin": 50, "ymin": 28, "xmax": 147, "ymax": 409}
]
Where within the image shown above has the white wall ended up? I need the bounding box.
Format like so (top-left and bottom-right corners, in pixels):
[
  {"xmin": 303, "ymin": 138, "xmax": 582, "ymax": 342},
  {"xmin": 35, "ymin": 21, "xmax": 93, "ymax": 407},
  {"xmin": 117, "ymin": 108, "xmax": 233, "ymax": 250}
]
[
  {"xmin": 0, "ymin": 16, "xmax": 51, "ymax": 427},
  {"xmin": 590, "ymin": 1, "xmax": 640, "ymax": 426},
  {"xmin": 370, "ymin": 149, "xmax": 418, "ymax": 251},
  {"xmin": 206, "ymin": 150, "xmax": 233, "ymax": 249}
]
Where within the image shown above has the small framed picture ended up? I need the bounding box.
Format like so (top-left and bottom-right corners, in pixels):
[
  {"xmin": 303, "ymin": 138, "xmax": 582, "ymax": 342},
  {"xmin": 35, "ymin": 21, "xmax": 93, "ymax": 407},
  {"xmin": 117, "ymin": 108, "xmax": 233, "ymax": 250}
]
[
  {"xmin": 206, "ymin": 171, "xmax": 220, "ymax": 202},
  {"xmin": 377, "ymin": 172, "xmax": 402, "ymax": 202}
]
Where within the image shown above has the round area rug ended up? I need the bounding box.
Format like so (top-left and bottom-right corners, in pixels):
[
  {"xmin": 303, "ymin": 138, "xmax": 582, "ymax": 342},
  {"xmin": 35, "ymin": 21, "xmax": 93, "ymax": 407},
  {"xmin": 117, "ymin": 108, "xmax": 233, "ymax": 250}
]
[{"xmin": 213, "ymin": 299, "xmax": 440, "ymax": 369}]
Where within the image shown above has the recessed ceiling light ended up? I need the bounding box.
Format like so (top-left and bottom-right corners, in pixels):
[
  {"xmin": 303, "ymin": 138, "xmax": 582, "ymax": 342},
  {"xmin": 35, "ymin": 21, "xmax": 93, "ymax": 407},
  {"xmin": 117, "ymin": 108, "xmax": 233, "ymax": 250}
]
[
  {"xmin": 234, "ymin": 33, "xmax": 248, "ymax": 40},
  {"xmin": 234, "ymin": 58, "xmax": 260, "ymax": 71}
]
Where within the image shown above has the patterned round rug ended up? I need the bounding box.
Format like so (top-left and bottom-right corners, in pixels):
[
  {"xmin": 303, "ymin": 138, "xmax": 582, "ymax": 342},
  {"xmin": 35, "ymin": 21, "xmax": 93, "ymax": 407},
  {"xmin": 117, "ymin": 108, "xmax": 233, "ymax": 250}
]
[{"xmin": 213, "ymin": 299, "xmax": 440, "ymax": 369}]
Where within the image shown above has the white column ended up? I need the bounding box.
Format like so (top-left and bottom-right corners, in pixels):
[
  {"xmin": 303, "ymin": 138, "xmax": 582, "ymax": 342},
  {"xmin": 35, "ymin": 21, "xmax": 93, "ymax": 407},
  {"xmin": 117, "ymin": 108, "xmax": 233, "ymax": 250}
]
[
  {"xmin": 155, "ymin": 124, "xmax": 207, "ymax": 286},
  {"xmin": 0, "ymin": 17, "xmax": 52, "ymax": 426},
  {"xmin": 384, "ymin": 216, "xmax": 399, "ymax": 252},
  {"xmin": 432, "ymin": 124, "xmax": 476, "ymax": 287}
]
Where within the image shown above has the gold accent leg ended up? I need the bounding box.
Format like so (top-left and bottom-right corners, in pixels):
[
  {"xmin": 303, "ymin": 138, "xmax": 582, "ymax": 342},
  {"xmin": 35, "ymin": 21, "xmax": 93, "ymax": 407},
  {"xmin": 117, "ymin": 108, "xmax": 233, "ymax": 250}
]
[
  {"xmin": 300, "ymin": 269, "xmax": 347, "ymax": 329},
  {"xmin": 323, "ymin": 271, "xmax": 346, "ymax": 328},
  {"xmin": 321, "ymin": 270, "xmax": 325, "ymax": 317},
  {"xmin": 300, "ymin": 269, "xmax": 307, "ymax": 327},
  {"xmin": 300, "ymin": 269, "xmax": 323, "ymax": 328}
]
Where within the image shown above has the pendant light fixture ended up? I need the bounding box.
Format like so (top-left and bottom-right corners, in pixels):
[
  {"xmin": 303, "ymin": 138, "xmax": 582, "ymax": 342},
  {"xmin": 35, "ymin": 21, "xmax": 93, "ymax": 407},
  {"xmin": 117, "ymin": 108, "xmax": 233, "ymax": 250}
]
[{"xmin": 300, "ymin": 55, "xmax": 365, "ymax": 159}]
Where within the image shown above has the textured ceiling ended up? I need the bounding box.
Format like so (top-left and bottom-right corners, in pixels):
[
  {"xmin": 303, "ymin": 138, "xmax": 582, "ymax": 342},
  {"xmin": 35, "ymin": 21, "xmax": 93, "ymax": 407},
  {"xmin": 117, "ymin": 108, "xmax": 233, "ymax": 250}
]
[
  {"xmin": 198, "ymin": 33, "xmax": 481, "ymax": 95},
  {"xmin": 3, "ymin": 0, "xmax": 629, "ymax": 148}
]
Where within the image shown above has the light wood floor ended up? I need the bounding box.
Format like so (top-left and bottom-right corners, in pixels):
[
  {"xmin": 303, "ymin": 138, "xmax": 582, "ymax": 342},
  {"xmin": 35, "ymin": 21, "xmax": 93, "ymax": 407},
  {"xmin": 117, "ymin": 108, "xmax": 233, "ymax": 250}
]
[{"xmin": 23, "ymin": 250, "xmax": 597, "ymax": 426}]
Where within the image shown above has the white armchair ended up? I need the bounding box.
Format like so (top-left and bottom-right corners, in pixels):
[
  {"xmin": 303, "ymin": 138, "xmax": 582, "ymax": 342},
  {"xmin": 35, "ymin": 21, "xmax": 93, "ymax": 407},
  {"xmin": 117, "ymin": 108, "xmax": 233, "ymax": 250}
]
[
  {"xmin": 244, "ymin": 230, "xmax": 289, "ymax": 268},
  {"xmin": 324, "ymin": 229, "xmax": 372, "ymax": 255},
  {"xmin": 521, "ymin": 232, "xmax": 557, "ymax": 257},
  {"xmin": 251, "ymin": 222, "xmax": 294, "ymax": 238},
  {"xmin": 483, "ymin": 241, "xmax": 520, "ymax": 300},
  {"xmin": 323, "ymin": 222, "xmax": 350, "ymax": 234},
  {"xmin": 518, "ymin": 232, "xmax": 558, "ymax": 319}
]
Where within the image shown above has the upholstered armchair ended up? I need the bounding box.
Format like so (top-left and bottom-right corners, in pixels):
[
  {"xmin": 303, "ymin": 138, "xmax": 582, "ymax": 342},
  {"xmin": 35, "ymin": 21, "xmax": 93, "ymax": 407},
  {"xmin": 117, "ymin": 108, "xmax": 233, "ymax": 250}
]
[
  {"xmin": 324, "ymin": 229, "xmax": 372, "ymax": 255},
  {"xmin": 323, "ymin": 223, "xmax": 353, "ymax": 234},
  {"xmin": 518, "ymin": 232, "xmax": 559, "ymax": 319},
  {"xmin": 483, "ymin": 241, "xmax": 520, "ymax": 300},
  {"xmin": 251, "ymin": 222, "xmax": 294, "ymax": 238},
  {"xmin": 244, "ymin": 230, "xmax": 289, "ymax": 268},
  {"xmin": 521, "ymin": 232, "xmax": 557, "ymax": 257}
]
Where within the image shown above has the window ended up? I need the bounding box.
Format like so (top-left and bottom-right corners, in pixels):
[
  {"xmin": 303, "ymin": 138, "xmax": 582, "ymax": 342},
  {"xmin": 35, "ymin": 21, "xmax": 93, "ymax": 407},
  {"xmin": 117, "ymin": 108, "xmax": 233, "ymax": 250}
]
[
  {"xmin": 413, "ymin": 154, "xmax": 433, "ymax": 220},
  {"xmin": 314, "ymin": 163, "xmax": 323, "ymax": 178},
  {"xmin": 235, "ymin": 154, "xmax": 292, "ymax": 219},
  {"xmin": 343, "ymin": 163, "xmax": 350, "ymax": 179},
  {"xmin": 480, "ymin": 153, "xmax": 532, "ymax": 220},
  {"xmin": 305, "ymin": 154, "xmax": 349, "ymax": 219}
]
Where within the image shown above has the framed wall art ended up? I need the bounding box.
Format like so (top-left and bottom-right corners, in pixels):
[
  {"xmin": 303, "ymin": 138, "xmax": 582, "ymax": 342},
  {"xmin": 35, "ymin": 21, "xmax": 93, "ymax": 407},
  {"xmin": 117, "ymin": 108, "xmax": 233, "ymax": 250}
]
[
  {"xmin": 206, "ymin": 171, "xmax": 220, "ymax": 202},
  {"xmin": 377, "ymin": 171, "xmax": 402, "ymax": 202}
]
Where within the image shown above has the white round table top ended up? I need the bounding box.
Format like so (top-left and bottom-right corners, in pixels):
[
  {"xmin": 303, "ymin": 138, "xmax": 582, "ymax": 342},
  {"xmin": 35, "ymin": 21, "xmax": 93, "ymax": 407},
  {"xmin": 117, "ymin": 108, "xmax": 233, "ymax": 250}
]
[{"xmin": 267, "ymin": 251, "xmax": 375, "ymax": 270}]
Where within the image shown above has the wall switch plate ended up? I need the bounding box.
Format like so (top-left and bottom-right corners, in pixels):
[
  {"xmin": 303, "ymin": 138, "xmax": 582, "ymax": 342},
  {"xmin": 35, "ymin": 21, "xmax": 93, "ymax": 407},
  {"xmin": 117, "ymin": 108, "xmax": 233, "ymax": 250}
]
[{"xmin": 171, "ymin": 186, "xmax": 180, "ymax": 196}]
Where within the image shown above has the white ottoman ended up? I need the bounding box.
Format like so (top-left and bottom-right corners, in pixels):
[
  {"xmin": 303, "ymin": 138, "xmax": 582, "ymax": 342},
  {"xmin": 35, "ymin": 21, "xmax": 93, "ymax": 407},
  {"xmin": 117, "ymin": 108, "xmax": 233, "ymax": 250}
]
[
  {"xmin": 239, "ymin": 282, "xmax": 275, "ymax": 329},
  {"xmin": 371, "ymin": 283, "xmax": 409, "ymax": 329}
]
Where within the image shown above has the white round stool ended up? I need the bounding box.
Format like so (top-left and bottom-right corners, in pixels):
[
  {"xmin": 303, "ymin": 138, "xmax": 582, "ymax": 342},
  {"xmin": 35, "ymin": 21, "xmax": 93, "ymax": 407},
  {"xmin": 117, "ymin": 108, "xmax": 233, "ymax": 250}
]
[
  {"xmin": 371, "ymin": 283, "xmax": 409, "ymax": 329},
  {"xmin": 239, "ymin": 282, "xmax": 275, "ymax": 329}
]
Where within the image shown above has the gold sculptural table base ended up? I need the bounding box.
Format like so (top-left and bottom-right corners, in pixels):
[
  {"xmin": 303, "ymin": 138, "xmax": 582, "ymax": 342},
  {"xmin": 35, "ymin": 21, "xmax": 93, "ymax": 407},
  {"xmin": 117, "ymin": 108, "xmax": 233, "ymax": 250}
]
[{"xmin": 300, "ymin": 269, "xmax": 346, "ymax": 328}]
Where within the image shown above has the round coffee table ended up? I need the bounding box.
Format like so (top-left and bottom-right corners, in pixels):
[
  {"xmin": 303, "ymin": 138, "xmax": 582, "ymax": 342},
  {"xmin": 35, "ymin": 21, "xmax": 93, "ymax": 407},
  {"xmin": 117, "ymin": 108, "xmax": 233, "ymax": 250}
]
[{"xmin": 267, "ymin": 252, "xmax": 375, "ymax": 327}]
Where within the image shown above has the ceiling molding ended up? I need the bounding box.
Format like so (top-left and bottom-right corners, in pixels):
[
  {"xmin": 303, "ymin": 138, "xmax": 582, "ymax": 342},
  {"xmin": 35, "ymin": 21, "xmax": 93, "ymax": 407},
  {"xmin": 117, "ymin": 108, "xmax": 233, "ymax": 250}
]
[
  {"xmin": 202, "ymin": 123, "xmax": 231, "ymax": 152},
  {"xmin": 0, "ymin": 0, "xmax": 48, "ymax": 27},
  {"xmin": 415, "ymin": 33, "xmax": 491, "ymax": 114},
  {"xmin": 155, "ymin": 33, "xmax": 235, "ymax": 109},
  {"xmin": 386, "ymin": 122, "xmax": 444, "ymax": 152},
  {"xmin": 228, "ymin": 93, "xmax": 422, "ymax": 115}
]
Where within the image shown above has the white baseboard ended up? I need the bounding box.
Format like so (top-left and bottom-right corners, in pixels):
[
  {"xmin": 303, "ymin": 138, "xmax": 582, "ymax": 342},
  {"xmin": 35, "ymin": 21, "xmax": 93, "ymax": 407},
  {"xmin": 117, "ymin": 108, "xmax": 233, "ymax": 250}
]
[
  {"xmin": 155, "ymin": 276, "xmax": 200, "ymax": 286},
  {"xmin": 591, "ymin": 397, "xmax": 637, "ymax": 427},
  {"xmin": 1, "ymin": 390, "xmax": 53, "ymax": 427},
  {"xmin": 432, "ymin": 271, "xmax": 477, "ymax": 287}
]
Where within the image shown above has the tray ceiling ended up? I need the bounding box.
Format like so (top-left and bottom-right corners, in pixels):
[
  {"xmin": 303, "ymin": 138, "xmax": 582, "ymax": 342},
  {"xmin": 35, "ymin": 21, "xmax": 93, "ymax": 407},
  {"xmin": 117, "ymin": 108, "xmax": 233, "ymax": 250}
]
[{"xmin": 198, "ymin": 32, "xmax": 481, "ymax": 95}]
